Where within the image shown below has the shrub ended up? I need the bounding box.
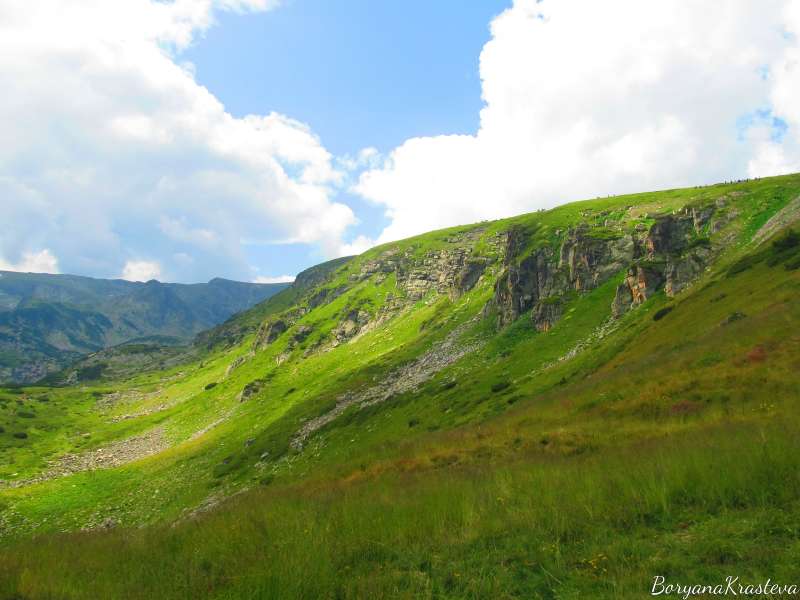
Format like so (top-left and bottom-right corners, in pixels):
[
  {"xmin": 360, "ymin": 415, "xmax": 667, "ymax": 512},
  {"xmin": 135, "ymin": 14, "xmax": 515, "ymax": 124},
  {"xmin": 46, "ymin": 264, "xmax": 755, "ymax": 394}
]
[
  {"xmin": 491, "ymin": 381, "xmax": 511, "ymax": 393},
  {"xmin": 724, "ymin": 312, "xmax": 747, "ymax": 325},
  {"xmin": 77, "ymin": 363, "xmax": 107, "ymax": 381},
  {"xmin": 204, "ymin": 382, "xmax": 218, "ymax": 391},
  {"xmin": 785, "ymin": 256, "xmax": 800, "ymax": 271},
  {"xmin": 17, "ymin": 411, "xmax": 35, "ymax": 419},
  {"xmin": 652, "ymin": 306, "xmax": 674, "ymax": 321},
  {"xmin": 727, "ymin": 255, "xmax": 757, "ymax": 277},
  {"xmin": 772, "ymin": 229, "xmax": 799, "ymax": 251},
  {"xmin": 408, "ymin": 417, "xmax": 420, "ymax": 428},
  {"xmin": 13, "ymin": 432, "xmax": 27, "ymax": 439}
]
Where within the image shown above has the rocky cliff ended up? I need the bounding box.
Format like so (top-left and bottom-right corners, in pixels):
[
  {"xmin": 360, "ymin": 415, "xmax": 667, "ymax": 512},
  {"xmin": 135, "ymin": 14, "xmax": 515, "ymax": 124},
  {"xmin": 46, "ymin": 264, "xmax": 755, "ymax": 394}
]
[{"xmin": 238, "ymin": 197, "xmax": 738, "ymax": 379}]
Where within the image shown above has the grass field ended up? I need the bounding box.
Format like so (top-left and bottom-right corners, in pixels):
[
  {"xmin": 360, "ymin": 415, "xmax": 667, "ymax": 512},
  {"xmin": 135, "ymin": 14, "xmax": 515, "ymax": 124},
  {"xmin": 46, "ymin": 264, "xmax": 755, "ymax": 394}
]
[{"xmin": 0, "ymin": 175, "xmax": 799, "ymax": 598}]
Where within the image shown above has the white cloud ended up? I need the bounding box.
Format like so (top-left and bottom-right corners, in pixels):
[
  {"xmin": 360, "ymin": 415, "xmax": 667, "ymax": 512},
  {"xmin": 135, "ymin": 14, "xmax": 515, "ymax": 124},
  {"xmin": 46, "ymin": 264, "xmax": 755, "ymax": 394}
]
[
  {"xmin": 121, "ymin": 260, "xmax": 162, "ymax": 282},
  {"xmin": 0, "ymin": 0, "xmax": 353, "ymax": 282},
  {"xmin": 336, "ymin": 235, "xmax": 375, "ymax": 257},
  {"xmin": 356, "ymin": 0, "xmax": 800, "ymax": 244},
  {"xmin": 0, "ymin": 249, "xmax": 60, "ymax": 274},
  {"xmin": 253, "ymin": 274, "xmax": 295, "ymax": 284},
  {"xmin": 338, "ymin": 147, "xmax": 381, "ymax": 172}
]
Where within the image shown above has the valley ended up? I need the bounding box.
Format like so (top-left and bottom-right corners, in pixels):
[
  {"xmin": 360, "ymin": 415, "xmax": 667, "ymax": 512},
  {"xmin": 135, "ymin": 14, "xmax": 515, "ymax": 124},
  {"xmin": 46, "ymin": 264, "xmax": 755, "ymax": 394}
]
[{"xmin": 0, "ymin": 174, "xmax": 799, "ymax": 598}]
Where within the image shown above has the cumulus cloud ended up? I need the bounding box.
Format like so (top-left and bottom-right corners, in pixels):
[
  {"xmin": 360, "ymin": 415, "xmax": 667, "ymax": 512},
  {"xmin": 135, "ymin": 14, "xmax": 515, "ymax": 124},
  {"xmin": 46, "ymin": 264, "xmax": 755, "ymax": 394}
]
[
  {"xmin": 0, "ymin": 249, "xmax": 60, "ymax": 274},
  {"xmin": 356, "ymin": 0, "xmax": 800, "ymax": 244},
  {"xmin": 253, "ymin": 274, "xmax": 295, "ymax": 283},
  {"xmin": 121, "ymin": 260, "xmax": 162, "ymax": 282},
  {"xmin": 0, "ymin": 0, "xmax": 353, "ymax": 282}
]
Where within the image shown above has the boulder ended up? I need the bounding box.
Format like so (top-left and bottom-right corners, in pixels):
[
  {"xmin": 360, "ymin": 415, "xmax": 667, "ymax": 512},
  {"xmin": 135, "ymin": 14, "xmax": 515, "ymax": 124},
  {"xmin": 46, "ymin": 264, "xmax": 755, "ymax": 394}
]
[{"xmin": 254, "ymin": 319, "xmax": 288, "ymax": 350}]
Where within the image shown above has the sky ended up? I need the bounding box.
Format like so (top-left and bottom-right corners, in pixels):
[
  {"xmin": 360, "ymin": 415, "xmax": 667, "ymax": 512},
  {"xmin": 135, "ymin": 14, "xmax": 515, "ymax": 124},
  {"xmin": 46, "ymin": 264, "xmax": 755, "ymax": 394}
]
[{"xmin": 1, "ymin": 0, "xmax": 800, "ymax": 283}]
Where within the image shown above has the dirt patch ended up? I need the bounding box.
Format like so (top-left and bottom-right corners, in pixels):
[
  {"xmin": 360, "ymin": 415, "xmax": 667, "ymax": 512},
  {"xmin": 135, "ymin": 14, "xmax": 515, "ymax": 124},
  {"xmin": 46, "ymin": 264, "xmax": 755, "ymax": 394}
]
[{"xmin": 746, "ymin": 345, "xmax": 767, "ymax": 364}]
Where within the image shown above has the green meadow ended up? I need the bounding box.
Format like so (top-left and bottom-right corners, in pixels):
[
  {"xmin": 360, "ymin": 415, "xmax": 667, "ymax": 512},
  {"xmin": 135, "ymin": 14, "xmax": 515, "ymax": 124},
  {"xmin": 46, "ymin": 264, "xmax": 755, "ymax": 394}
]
[{"xmin": 1, "ymin": 175, "xmax": 799, "ymax": 598}]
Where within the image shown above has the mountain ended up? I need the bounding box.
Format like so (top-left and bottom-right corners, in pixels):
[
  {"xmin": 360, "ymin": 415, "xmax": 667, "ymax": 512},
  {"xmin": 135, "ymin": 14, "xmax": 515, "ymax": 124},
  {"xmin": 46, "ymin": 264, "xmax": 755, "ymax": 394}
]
[
  {"xmin": 0, "ymin": 273, "xmax": 289, "ymax": 384},
  {"xmin": 1, "ymin": 175, "xmax": 799, "ymax": 598}
]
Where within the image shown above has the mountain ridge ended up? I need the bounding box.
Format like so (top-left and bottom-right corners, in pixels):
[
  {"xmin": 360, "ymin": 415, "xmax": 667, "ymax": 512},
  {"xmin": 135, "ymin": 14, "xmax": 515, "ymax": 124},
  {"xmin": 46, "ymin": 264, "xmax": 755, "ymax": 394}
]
[{"xmin": 0, "ymin": 272, "xmax": 289, "ymax": 384}]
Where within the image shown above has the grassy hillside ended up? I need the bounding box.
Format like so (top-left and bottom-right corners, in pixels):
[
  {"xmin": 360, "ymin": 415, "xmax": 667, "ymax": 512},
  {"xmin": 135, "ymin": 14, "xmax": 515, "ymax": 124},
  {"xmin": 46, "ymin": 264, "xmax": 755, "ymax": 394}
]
[
  {"xmin": 0, "ymin": 175, "xmax": 799, "ymax": 598},
  {"xmin": 0, "ymin": 274, "xmax": 288, "ymax": 384}
]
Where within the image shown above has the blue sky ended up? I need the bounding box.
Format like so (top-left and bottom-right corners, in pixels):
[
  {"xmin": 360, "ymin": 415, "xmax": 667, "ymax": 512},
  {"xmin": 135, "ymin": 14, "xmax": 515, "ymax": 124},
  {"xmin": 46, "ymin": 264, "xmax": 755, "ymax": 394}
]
[
  {"xmin": 185, "ymin": 1, "xmax": 509, "ymax": 155},
  {"xmin": 182, "ymin": 0, "xmax": 510, "ymax": 278}
]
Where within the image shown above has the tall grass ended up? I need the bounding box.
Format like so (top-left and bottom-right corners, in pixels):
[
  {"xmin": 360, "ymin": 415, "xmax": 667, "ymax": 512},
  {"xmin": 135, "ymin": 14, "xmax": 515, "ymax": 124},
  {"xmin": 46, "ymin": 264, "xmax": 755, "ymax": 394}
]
[{"xmin": 1, "ymin": 421, "xmax": 798, "ymax": 599}]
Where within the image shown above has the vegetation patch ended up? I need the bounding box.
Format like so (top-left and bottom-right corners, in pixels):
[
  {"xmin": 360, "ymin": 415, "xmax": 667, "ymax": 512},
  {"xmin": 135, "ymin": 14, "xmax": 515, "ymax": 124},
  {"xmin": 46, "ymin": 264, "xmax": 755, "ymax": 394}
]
[{"xmin": 652, "ymin": 306, "xmax": 674, "ymax": 321}]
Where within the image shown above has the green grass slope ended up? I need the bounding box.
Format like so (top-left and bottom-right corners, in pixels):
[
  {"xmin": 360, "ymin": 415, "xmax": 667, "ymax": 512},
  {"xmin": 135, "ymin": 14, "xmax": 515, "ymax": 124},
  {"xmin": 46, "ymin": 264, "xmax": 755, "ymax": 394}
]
[{"xmin": 0, "ymin": 175, "xmax": 799, "ymax": 598}]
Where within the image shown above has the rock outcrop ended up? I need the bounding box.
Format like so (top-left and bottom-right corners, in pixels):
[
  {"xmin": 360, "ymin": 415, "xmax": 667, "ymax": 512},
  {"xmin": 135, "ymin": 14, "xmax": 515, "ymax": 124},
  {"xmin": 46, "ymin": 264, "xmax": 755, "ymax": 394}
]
[
  {"xmin": 332, "ymin": 309, "xmax": 371, "ymax": 345},
  {"xmin": 533, "ymin": 299, "xmax": 563, "ymax": 332},
  {"xmin": 225, "ymin": 352, "xmax": 253, "ymax": 378},
  {"xmin": 253, "ymin": 319, "xmax": 290, "ymax": 351},
  {"xmin": 491, "ymin": 207, "xmax": 721, "ymax": 327},
  {"xmin": 612, "ymin": 265, "xmax": 665, "ymax": 317},
  {"xmin": 559, "ymin": 226, "xmax": 637, "ymax": 291},
  {"xmin": 613, "ymin": 210, "xmax": 718, "ymax": 316},
  {"xmin": 491, "ymin": 225, "xmax": 637, "ymax": 329},
  {"xmin": 238, "ymin": 379, "xmax": 266, "ymax": 402}
]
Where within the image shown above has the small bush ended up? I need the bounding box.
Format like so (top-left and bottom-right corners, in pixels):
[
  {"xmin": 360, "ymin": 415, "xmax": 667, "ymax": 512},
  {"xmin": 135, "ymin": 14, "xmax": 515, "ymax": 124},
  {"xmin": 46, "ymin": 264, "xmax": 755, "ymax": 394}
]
[
  {"xmin": 491, "ymin": 381, "xmax": 511, "ymax": 393},
  {"xmin": 408, "ymin": 417, "xmax": 420, "ymax": 428},
  {"xmin": 204, "ymin": 382, "xmax": 218, "ymax": 391},
  {"xmin": 772, "ymin": 229, "xmax": 799, "ymax": 251},
  {"xmin": 17, "ymin": 411, "xmax": 35, "ymax": 419},
  {"xmin": 785, "ymin": 256, "xmax": 800, "ymax": 271},
  {"xmin": 0, "ymin": 426, "xmax": 5, "ymax": 433},
  {"xmin": 441, "ymin": 380, "xmax": 457, "ymax": 391},
  {"xmin": 13, "ymin": 432, "xmax": 27, "ymax": 439},
  {"xmin": 723, "ymin": 312, "xmax": 747, "ymax": 325},
  {"xmin": 652, "ymin": 306, "xmax": 674, "ymax": 321},
  {"xmin": 727, "ymin": 255, "xmax": 757, "ymax": 277},
  {"xmin": 77, "ymin": 363, "xmax": 107, "ymax": 381}
]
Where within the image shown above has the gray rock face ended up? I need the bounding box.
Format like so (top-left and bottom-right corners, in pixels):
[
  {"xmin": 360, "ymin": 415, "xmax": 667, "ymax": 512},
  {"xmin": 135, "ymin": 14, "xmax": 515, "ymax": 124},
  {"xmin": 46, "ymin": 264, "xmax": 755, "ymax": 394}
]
[
  {"xmin": 692, "ymin": 206, "xmax": 715, "ymax": 232},
  {"xmin": 332, "ymin": 309, "xmax": 371, "ymax": 344},
  {"xmin": 451, "ymin": 259, "xmax": 488, "ymax": 299},
  {"xmin": 533, "ymin": 299, "xmax": 563, "ymax": 332},
  {"xmin": 646, "ymin": 214, "xmax": 696, "ymax": 256},
  {"xmin": 491, "ymin": 206, "xmax": 718, "ymax": 327},
  {"xmin": 238, "ymin": 379, "xmax": 266, "ymax": 402},
  {"xmin": 225, "ymin": 352, "xmax": 253, "ymax": 378},
  {"xmin": 253, "ymin": 319, "xmax": 288, "ymax": 350},
  {"xmin": 665, "ymin": 249, "xmax": 709, "ymax": 297},
  {"xmin": 396, "ymin": 247, "xmax": 487, "ymax": 300},
  {"xmin": 491, "ymin": 225, "xmax": 636, "ymax": 329},
  {"xmin": 494, "ymin": 247, "xmax": 563, "ymax": 327},
  {"xmin": 559, "ymin": 227, "xmax": 635, "ymax": 291},
  {"xmin": 612, "ymin": 207, "xmax": 720, "ymax": 316},
  {"xmin": 612, "ymin": 266, "xmax": 665, "ymax": 317},
  {"xmin": 292, "ymin": 325, "xmax": 313, "ymax": 344}
]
